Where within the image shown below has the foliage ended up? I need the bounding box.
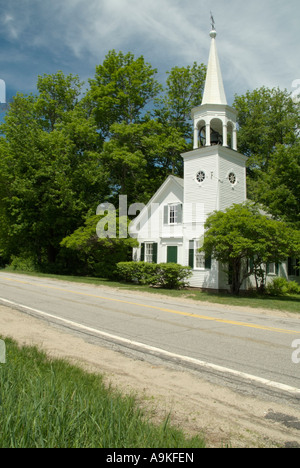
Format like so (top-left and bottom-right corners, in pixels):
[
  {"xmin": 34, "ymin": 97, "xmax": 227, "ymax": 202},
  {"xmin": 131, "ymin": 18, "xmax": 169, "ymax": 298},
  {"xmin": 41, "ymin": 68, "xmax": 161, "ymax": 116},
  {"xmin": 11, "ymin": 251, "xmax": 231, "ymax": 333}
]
[
  {"xmin": 266, "ymin": 277, "xmax": 300, "ymax": 296},
  {"xmin": 100, "ymin": 119, "xmax": 187, "ymax": 204},
  {"xmin": 116, "ymin": 262, "xmax": 192, "ymax": 289},
  {"xmin": 201, "ymin": 202, "xmax": 300, "ymax": 295},
  {"xmin": 250, "ymin": 142, "xmax": 300, "ymax": 228},
  {"xmin": 234, "ymin": 86, "xmax": 299, "ymax": 173},
  {"xmin": 234, "ymin": 87, "xmax": 300, "ymax": 227},
  {"xmin": 155, "ymin": 62, "xmax": 207, "ymax": 141},
  {"xmin": 0, "ymin": 73, "xmax": 107, "ymax": 269},
  {"xmin": 61, "ymin": 215, "xmax": 138, "ymax": 279},
  {"xmin": 85, "ymin": 50, "xmax": 161, "ymax": 140},
  {"xmin": 0, "ymin": 338, "xmax": 205, "ymax": 448}
]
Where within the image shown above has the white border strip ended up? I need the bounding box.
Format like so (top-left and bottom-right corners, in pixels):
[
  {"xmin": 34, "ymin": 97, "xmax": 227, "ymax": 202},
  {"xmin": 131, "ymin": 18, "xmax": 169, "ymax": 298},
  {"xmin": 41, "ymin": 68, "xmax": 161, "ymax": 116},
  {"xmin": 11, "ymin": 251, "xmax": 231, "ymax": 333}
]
[{"xmin": 1, "ymin": 297, "xmax": 300, "ymax": 396}]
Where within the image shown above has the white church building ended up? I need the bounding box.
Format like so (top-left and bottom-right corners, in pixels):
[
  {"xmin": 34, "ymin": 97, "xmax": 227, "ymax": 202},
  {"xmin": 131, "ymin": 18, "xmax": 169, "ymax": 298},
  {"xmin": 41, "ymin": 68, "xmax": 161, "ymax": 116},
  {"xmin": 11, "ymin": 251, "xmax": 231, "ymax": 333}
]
[{"xmin": 129, "ymin": 27, "xmax": 299, "ymax": 290}]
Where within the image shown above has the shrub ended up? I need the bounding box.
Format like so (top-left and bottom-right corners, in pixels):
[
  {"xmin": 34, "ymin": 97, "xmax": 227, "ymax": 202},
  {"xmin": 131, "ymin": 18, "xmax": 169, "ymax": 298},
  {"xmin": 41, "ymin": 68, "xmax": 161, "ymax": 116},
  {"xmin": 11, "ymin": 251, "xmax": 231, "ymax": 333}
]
[
  {"xmin": 287, "ymin": 281, "xmax": 300, "ymax": 295},
  {"xmin": 9, "ymin": 255, "xmax": 38, "ymax": 272},
  {"xmin": 155, "ymin": 263, "xmax": 193, "ymax": 289},
  {"xmin": 266, "ymin": 277, "xmax": 300, "ymax": 296},
  {"xmin": 116, "ymin": 262, "xmax": 192, "ymax": 289}
]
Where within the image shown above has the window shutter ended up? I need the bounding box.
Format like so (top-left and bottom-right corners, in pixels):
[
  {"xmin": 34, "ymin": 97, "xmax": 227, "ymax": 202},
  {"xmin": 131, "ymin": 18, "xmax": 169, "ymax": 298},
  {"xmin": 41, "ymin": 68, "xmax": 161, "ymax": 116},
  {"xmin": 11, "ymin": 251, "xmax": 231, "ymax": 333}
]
[
  {"xmin": 275, "ymin": 263, "xmax": 279, "ymax": 276},
  {"xmin": 205, "ymin": 255, "xmax": 212, "ymax": 270},
  {"xmin": 140, "ymin": 243, "xmax": 145, "ymax": 262},
  {"xmin": 189, "ymin": 241, "xmax": 194, "ymax": 269},
  {"xmin": 152, "ymin": 243, "xmax": 158, "ymax": 264},
  {"xmin": 164, "ymin": 205, "xmax": 169, "ymax": 225},
  {"xmin": 177, "ymin": 204, "xmax": 183, "ymax": 224}
]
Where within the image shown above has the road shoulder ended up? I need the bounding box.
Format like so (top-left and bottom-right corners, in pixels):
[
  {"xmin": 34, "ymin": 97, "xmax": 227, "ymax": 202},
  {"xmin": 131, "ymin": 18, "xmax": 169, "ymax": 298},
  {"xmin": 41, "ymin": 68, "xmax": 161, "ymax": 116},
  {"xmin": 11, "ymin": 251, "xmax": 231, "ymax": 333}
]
[{"xmin": 1, "ymin": 305, "xmax": 300, "ymax": 448}]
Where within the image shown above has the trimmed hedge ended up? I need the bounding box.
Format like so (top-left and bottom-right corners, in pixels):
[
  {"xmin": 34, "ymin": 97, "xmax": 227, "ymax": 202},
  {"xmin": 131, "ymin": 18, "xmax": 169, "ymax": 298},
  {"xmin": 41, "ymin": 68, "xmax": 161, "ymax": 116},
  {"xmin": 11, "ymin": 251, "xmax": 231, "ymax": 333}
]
[{"xmin": 116, "ymin": 262, "xmax": 192, "ymax": 290}]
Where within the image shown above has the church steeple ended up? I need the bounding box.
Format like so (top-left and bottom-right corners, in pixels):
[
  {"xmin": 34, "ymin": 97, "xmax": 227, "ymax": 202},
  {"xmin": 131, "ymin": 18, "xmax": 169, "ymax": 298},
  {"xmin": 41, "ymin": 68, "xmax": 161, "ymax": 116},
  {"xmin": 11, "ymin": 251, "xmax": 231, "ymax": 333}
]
[
  {"xmin": 192, "ymin": 20, "xmax": 237, "ymax": 151},
  {"xmin": 201, "ymin": 28, "xmax": 227, "ymax": 106}
]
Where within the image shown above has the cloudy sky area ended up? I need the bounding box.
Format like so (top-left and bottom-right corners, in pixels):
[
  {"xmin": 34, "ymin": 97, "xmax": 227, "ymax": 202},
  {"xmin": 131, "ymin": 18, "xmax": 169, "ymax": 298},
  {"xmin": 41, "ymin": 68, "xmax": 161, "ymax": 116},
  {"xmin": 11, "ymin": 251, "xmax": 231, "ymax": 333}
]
[{"xmin": 0, "ymin": 0, "xmax": 299, "ymax": 106}]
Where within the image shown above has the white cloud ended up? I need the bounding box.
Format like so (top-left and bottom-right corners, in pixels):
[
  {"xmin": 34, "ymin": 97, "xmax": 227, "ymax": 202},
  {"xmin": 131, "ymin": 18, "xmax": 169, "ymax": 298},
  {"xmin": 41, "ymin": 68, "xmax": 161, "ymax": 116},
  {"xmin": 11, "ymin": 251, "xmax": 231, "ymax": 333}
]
[{"xmin": 0, "ymin": 0, "xmax": 299, "ymax": 101}]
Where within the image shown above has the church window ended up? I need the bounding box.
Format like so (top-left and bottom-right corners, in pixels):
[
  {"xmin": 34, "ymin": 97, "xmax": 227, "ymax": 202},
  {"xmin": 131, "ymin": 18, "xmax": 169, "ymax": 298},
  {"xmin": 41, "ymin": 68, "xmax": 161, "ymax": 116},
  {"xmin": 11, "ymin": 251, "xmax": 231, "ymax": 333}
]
[
  {"xmin": 145, "ymin": 243, "xmax": 154, "ymax": 263},
  {"xmin": 195, "ymin": 242, "xmax": 206, "ymax": 269},
  {"xmin": 169, "ymin": 205, "xmax": 178, "ymax": 224},
  {"xmin": 164, "ymin": 204, "xmax": 182, "ymax": 225},
  {"xmin": 228, "ymin": 172, "xmax": 236, "ymax": 185},
  {"xmin": 196, "ymin": 171, "xmax": 206, "ymax": 184}
]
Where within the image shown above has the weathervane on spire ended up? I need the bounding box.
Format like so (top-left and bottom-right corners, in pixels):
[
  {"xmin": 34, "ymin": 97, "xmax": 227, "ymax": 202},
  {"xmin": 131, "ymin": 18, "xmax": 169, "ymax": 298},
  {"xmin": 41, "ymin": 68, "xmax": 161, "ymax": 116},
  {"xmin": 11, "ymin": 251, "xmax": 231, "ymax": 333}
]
[{"xmin": 210, "ymin": 11, "xmax": 215, "ymax": 31}]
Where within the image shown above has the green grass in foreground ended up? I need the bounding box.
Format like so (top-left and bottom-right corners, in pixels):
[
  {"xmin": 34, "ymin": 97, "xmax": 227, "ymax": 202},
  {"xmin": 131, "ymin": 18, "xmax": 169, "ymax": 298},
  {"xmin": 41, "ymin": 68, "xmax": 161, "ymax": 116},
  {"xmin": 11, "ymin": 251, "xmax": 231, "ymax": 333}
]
[
  {"xmin": 0, "ymin": 338, "xmax": 206, "ymax": 449},
  {"xmin": 3, "ymin": 268, "xmax": 300, "ymax": 314}
]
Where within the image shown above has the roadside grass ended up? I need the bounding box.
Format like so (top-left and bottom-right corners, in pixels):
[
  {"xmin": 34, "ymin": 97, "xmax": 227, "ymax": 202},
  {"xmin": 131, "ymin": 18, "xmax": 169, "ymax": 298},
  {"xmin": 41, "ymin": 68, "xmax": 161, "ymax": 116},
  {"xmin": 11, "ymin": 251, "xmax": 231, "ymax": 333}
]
[
  {"xmin": 0, "ymin": 337, "xmax": 206, "ymax": 449},
  {"xmin": 2, "ymin": 268, "xmax": 300, "ymax": 314}
]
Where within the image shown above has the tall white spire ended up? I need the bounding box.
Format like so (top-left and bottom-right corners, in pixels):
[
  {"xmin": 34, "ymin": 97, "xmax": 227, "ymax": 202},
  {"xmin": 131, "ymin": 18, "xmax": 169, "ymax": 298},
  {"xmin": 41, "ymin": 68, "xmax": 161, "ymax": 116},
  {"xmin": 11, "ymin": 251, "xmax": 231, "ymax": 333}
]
[{"xmin": 201, "ymin": 28, "xmax": 227, "ymax": 106}]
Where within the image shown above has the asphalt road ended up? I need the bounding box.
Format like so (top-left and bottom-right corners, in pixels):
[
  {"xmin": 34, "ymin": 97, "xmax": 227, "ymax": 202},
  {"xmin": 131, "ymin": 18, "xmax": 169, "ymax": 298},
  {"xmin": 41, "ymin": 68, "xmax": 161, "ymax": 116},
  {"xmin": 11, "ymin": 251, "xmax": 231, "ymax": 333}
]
[{"xmin": 0, "ymin": 272, "xmax": 300, "ymax": 397}]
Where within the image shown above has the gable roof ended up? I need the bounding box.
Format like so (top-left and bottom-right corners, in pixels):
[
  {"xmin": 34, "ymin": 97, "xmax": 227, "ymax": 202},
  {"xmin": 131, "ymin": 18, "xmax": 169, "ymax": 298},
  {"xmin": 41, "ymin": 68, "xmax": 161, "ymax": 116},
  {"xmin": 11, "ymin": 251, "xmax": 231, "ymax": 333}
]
[{"xmin": 129, "ymin": 175, "xmax": 184, "ymax": 230}]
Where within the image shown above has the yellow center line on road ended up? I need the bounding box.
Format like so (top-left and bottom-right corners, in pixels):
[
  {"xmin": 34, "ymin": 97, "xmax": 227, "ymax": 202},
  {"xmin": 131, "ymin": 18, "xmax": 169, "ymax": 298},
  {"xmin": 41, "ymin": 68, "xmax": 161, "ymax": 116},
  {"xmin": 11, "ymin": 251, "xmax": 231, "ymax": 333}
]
[{"xmin": 2, "ymin": 276, "xmax": 300, "ymax": 336}]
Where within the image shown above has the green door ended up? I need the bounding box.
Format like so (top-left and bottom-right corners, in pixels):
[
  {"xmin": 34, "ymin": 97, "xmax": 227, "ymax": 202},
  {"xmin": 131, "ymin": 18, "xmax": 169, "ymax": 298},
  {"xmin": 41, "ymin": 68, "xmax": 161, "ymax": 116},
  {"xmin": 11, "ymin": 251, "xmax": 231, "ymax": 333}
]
[{"xmin": 167, "ymin": 246, "xmax": 178, "ymax": 264}]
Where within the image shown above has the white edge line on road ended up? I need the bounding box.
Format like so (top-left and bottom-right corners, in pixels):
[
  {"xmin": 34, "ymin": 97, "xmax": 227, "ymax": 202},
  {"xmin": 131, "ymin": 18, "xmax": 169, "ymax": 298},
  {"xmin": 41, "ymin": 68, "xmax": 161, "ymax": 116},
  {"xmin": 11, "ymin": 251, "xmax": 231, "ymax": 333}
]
[{"xmin": 1, "ymin": 296, "xmax": 300, "ymax": 397}]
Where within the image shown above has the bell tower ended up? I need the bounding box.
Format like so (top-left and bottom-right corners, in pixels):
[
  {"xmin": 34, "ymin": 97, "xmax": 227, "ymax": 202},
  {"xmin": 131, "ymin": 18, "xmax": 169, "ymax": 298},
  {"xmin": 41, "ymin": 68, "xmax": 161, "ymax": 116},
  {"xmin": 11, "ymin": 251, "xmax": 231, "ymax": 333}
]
[
  {"xmin": 192, "ymin": 26, "xmax": 238, "ymax": 151},
  {"xmin": 182, "ymin": 20, "xmax": 247, "ymax": 219}
]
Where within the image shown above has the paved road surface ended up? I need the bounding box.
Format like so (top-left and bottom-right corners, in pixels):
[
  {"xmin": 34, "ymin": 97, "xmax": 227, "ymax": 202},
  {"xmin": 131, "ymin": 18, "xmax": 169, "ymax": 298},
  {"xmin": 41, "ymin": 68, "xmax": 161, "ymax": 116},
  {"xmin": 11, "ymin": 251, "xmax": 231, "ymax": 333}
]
[{"xmin": 0, "ymin": 272, "xmax": 300, "ymax": 397}]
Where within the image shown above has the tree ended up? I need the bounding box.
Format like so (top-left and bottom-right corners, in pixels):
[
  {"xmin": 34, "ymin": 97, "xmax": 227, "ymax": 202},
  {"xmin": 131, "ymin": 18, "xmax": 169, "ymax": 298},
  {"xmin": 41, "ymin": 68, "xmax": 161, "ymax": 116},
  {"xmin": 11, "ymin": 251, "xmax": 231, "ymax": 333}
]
[
  {"xmin": 155, "ymin": 62, "xmax": 207, "ymax": 142},
  {"xmin": 61, "ymin": 214, "xmax": 138, "ymax": 278},
  {"xmin": 85, "ymin": 50, "xmax": 161, "ymax": 140},
  {"xmin": 100, "ymin": 119, "xmax": 187, "ymax": 205},
  {"xmin": 0, "ymin": 73, "xmax": 108, "ymax": 268},
  {"xmin": 234, "ymin": 86, "xmax": 299, "ymax": 174},
  {"xmin": 201, "ymin": 202, "xmax": 299, "ymax": 295},
  {"xmin": 252, "ymin": 142, "xmax": 300, "ymax": 229}
]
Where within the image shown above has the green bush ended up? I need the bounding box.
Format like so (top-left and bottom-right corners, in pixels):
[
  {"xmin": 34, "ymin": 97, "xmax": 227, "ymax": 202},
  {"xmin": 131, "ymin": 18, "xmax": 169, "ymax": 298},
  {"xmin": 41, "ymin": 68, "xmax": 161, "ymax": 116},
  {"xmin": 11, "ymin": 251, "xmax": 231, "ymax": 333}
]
[
  {"xmin": 266, "ymin": 277, "xmax": 300, "ymax": 296},
  {"xmin": 9, "ymin": 255, "xmax": 38, "ymax": 272},
  {"xmin": 116, "ymin": 262, "xmax": 192, "ymax": 290},
  {"xmin": 287, "ymin": 281, "xmax": 300, "ymax": 295},
  {"xmin": 155, "ymin": 263, "xmax": 193, "ymax": 289}
]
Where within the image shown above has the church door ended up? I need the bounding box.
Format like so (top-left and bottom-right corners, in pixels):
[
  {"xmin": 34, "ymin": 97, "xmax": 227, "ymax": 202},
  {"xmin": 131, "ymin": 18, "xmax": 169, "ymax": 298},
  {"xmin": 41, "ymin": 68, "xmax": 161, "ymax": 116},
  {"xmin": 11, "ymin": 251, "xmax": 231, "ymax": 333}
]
[{"xmin": 167, "ymin": 246, "xmax": 178, "ymax": 264}]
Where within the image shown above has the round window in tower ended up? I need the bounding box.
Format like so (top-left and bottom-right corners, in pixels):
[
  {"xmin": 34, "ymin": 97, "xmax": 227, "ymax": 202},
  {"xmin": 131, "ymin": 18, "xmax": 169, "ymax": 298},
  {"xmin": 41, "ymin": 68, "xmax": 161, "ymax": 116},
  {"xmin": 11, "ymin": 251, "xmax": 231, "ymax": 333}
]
[
  {"xmin": 228, "ymin": 172, "xmax": 237, "ymax": 185},
  {"xmin": 196, "ymin": 171, "xmax": 206, "ymax": 184}
]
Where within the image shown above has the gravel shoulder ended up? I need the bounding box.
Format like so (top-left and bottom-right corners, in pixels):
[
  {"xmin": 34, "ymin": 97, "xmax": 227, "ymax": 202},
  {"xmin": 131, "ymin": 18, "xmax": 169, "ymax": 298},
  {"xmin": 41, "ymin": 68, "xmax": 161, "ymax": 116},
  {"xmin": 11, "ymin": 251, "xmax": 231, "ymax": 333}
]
[{"xmin": 1, "ymin": 297, "xmax": 300, "ymax": 448}]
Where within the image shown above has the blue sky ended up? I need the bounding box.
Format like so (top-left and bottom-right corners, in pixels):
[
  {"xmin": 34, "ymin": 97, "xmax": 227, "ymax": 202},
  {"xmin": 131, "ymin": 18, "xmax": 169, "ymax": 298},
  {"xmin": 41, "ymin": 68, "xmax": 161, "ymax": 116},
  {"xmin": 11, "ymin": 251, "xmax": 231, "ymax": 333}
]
[{"xmin": 0, "ymin": 0, "xmax": 299, "ymax": 107}]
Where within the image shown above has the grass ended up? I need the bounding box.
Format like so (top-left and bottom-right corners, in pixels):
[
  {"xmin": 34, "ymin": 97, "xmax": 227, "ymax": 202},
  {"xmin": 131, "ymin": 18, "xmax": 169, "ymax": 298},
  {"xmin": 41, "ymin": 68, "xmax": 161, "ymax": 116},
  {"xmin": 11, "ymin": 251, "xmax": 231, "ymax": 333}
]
[
  {"xmin": 3, "ymin": 267, "xmax": 300, "ymax": 314},
  {"xmin": 0, "ymin": 337, "xmax": 206, "ymax": 448}
]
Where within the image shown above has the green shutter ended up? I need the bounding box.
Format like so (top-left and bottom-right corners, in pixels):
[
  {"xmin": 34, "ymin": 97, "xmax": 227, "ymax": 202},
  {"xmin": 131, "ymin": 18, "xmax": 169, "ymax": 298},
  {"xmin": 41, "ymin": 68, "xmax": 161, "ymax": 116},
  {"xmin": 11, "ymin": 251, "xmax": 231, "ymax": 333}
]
[
  {"xmin": 152, "ymin": 243, "xmax": 158, "ymax": 264},
  {"xmin": 189, "ymin": 241, "xmax": 194, "ymax": 269},
  {"xmin": 140, "ymin": 243, "xmax": 145, "ymax": 262},
  {"xmin": 205, "ymin": 255, "xmax": 212, "ymax": 270}
]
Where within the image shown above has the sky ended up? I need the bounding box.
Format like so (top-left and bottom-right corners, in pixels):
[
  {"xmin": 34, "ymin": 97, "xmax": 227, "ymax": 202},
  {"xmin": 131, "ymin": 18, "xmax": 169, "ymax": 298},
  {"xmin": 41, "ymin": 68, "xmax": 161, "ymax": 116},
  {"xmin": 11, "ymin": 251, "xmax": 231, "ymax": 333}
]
[{"xmin": 0, "ymin": 0, "xmax": 299, "ymax": 108}]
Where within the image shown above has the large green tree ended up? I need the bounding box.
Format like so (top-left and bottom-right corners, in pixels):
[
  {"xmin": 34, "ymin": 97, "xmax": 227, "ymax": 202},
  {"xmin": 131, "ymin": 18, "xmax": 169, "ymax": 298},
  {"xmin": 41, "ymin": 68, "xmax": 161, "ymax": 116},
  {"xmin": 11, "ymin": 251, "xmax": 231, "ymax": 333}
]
[
  {"xmin": 201, "ymin": 202, "xmax": 300, "ymax": 295},
  {"xmin": 234, "ymin": 86, "xmax": 300, "ymax": 228},
  {"xmin": 85, "ymin": 50, "xmax": 161, "ymax": 140},
  {"xmin": 0, "ymin": 72, "xmax": 107, "ymax": 268},
  {"xmin": 155, "ymin": 62, "xmax": 207, "ymax": 142},
  {"xmin": 234, "ymin": 86, "xmax": 299, "ymax": 173}
]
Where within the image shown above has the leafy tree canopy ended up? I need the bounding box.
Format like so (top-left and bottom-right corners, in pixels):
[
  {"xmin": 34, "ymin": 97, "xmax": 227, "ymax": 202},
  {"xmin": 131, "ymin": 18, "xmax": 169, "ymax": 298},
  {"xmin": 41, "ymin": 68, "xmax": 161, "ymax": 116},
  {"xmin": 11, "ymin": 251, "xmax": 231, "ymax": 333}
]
[{"xmin": 201, "ymin": 202, "xmax": 300, "ymax": 294}]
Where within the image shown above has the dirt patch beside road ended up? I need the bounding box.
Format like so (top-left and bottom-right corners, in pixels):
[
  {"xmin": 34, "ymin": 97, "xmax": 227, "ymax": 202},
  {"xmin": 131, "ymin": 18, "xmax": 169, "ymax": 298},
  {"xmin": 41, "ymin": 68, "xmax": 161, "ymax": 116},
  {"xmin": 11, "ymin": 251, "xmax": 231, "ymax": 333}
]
[{"xmin": 1, "ymin": 304, "xmax": 300, "ymax": 448}]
